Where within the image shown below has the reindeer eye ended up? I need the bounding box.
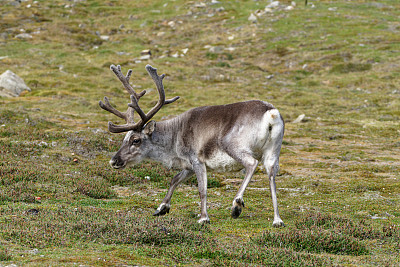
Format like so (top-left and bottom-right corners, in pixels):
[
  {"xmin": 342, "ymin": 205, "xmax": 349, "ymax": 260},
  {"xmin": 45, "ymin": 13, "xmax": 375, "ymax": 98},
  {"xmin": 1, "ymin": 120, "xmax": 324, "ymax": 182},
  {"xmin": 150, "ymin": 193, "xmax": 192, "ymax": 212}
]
[
  {"xmin": 132, "ymin": 138, "xmax": 141, "ymax": 145},
  {"xmin": 129, "ymin": 135, "xmax": 141, "ymax": 145}
]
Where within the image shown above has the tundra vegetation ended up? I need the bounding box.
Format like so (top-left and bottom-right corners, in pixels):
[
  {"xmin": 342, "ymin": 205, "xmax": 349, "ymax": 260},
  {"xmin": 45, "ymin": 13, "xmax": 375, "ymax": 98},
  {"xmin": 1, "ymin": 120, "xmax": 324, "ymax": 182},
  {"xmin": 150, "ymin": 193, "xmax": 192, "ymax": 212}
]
[{"xmin": 0, "ymin": 0, "xmax": 399, "ymax": 266}]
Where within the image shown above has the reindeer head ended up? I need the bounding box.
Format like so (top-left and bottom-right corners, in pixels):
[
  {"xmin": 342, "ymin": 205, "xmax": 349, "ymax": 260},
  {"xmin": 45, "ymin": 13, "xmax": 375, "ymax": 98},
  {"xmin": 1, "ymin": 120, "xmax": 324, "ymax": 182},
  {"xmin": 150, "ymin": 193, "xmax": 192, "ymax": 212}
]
[{"xmin": 99, "ymin": 65, "xmax": 179, "ymax": 169}]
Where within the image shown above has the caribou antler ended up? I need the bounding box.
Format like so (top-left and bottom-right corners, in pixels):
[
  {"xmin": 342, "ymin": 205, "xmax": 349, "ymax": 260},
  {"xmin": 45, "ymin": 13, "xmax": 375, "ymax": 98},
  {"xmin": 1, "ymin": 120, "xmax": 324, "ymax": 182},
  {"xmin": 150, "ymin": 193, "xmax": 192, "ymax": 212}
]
[
  {"xmin": 136, "ymin": 65, "xmax": 180, "ymax": 125},
  {"xmin": 99, "ymin": 64, "xmax": 179, "ymax": 133},
  {"xmin": 109, "ymin": 64, "xmax": 147, "ymax": 100}
]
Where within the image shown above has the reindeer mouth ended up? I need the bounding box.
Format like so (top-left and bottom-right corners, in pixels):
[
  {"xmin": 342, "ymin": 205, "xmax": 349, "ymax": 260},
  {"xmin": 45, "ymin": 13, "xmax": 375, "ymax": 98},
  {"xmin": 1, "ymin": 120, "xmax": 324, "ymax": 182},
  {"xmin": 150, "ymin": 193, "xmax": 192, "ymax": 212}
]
[
  {"xmin": 112, "ymin": 164, "xmax": 126, "ymax": 169},
  {"xmin": 109, "ymin": 158, "xmax": 126, "ymax": 169}
]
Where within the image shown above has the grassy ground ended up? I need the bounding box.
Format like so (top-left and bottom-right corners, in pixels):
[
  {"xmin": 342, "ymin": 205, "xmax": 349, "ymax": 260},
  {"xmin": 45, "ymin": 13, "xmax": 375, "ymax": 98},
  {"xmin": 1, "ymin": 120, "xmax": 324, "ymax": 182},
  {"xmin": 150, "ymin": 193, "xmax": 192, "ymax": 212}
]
[{"xmin": 1, "ymin": 0, "xmax": 400, "ymax": 265}]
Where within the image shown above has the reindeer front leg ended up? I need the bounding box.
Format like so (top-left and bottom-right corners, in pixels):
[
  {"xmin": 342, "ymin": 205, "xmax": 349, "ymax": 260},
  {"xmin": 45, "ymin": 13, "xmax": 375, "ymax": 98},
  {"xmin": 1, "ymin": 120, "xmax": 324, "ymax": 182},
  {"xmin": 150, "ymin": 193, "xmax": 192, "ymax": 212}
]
[
  {"xmin": 154, "ymin": 169, "xmax": 194, "ymax": 216},
  {"xmin": 192, "ymin": 159, "xmax": 210, "ymax": 223}
]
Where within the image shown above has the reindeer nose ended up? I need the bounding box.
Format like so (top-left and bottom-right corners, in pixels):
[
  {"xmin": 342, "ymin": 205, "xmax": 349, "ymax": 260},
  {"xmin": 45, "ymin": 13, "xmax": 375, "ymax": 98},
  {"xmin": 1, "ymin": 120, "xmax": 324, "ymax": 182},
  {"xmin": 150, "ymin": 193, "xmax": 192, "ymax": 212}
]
[{"xmin": 110, "ymin": 156, "xmax": 125, "ymax": 169}]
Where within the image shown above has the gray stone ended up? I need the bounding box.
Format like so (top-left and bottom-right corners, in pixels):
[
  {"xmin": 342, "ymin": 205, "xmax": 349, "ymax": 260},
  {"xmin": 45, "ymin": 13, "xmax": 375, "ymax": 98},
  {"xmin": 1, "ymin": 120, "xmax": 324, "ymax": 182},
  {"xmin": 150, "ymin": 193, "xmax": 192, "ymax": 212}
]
[
  {"xmin": 366, "ymin": 2, "xmax": 393, "ymax": 9},
  {"xmin": 266, "ymin": 1, "xmax": 280, "ymax": 9},
  {"xmin": 0, "ymin": 32, "xmax": 9, "ymax": 40},
  {"xmin": 29, "ymin": 248, "xmax": 40, "ymax": 255},
  {"xmin": 0, "ymin": 70, "xmax": 31, "ymax": 97},
  {"xmin": 15, "ymin": 33, "xmax": 33, "ymax": 39},
  {"xmin": 9, "ymin": 1, "xmax": 21, "ymax": 6},
  {"xmin": 139, "ymin": 54, "xmax": 151, "ymax": 60},
  {"xmin": 370, "ymin": 214, "xmax": 387, "ymax": 220}
]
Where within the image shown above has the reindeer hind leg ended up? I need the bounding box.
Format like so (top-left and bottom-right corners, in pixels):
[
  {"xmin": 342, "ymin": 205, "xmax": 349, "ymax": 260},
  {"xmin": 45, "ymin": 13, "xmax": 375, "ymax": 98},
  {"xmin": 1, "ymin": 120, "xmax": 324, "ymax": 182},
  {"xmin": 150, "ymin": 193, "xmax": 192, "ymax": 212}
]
[
  {"xmin": 263, "ymin": 138, "xmax": 284, "ymax": 227},
  {"xmin": 222, "ymin": 147, "xmax": 259, "ymax": 219}
]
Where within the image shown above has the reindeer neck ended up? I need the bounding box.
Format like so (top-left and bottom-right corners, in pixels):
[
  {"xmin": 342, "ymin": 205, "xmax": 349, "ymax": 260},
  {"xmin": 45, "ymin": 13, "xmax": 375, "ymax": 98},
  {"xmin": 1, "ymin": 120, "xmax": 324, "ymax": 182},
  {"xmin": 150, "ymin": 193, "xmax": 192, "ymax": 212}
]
[{"xmin": 145, "ymin": 117, "xmax": 186, "ymax": 169}]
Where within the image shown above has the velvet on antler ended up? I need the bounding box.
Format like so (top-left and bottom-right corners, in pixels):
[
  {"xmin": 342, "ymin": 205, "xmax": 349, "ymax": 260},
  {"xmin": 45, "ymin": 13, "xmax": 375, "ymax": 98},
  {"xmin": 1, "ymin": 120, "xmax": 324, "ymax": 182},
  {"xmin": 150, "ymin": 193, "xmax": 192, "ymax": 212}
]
[{"xmin": 99, "ymin": 64, "xmax": 179, "ymax": 133}]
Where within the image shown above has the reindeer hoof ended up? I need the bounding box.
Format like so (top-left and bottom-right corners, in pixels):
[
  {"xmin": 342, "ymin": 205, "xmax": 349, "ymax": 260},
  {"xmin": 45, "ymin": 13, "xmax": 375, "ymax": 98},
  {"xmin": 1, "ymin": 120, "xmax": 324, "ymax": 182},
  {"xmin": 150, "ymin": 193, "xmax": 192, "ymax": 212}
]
[
  {"xmin": 197, "ymin": 217, "xmax": 210, "ymax": 224},
  {"xmin": 231, "ymin": 206, "xmax": 242, "ymax": 219},
  {"xmin": 153, "ymin": 204, "xmax": 170, "ymax": 216},
  {"xmin": 273, "ymin": 219, "xmax": 285, "ymax": 228},
  {"xmin": 231, "ymin": 198, "xmax": 245, "ymax": 219}
]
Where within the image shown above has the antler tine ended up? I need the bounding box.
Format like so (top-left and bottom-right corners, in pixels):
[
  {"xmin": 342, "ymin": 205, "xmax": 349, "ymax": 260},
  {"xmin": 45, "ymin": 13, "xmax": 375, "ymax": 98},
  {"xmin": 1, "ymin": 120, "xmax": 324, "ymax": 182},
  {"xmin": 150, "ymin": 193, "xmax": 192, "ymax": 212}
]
[
  {"xmin": 99, "ymin": 97, "xmax": 127, "ymax": 120},
  {"xmin": 165, "ymin": 96, "xmax": 180, "ymax": 104},
  {"xmin": 133, "ymin": 65, "xmax": 179, "ymax": 126},
  {"xmin": 98, "ymin": 65, "xmax": 144, "ymax": 133},
  {"xmin": 145, "ymin": 65, "xmax": 180, "ymax": 105},
  {"xmin": 110, "ymin": 64, "xmax": 146, "ymax": 100},
  {"xmin": 107, "ymin": 121, "xmax": 140, "ymax": 133},
  {"xmin": 99, "ymin": 96, "xmax": 137, "ymax": 133},
  {"xmin": 125, "ymin": 69, "xmax": 146, "ymax": 99},
  {"xmin": 129, "ymin": 95, "xmax": 147, "ymax": 122},
  {"xmin": 126, "ymin": 69, "xmax": 132, "ymax": 83}
]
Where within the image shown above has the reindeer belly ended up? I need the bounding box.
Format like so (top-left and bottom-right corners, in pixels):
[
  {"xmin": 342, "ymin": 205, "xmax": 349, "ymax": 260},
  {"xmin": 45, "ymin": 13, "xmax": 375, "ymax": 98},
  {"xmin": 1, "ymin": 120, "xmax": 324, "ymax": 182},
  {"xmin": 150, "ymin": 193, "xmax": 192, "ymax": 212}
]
[{"xmin": 204, "ymin": 150, "xmax": 242, "ymax": 172}]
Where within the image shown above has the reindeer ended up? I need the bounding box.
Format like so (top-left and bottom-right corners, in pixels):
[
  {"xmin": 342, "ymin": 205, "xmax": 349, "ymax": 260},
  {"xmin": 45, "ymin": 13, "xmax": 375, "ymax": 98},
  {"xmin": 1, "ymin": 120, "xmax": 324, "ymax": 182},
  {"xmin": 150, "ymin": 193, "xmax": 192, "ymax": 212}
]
[{"xmin": 99, "ymin": 64, "xmax": 285, "ymax": 227}]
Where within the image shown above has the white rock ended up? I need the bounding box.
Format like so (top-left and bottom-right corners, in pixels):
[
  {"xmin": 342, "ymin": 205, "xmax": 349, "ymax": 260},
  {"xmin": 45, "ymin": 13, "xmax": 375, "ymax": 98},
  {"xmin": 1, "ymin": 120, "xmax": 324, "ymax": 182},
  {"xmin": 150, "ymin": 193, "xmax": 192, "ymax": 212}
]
[
  {"xmin": 248, "ymin": 13, "xmax": 257, "ymax": 22},
  {"xmin": 370, "ymin": 214, "xmax": 387, "ymax": 220},
  {"xmin": 266, "ymin": 1, "xmax": 280, "ymax": 9},
  {"xmin": 292, "ymin": 114, "xmax": 306, "ymax": 123},
  {"xmin": 285, "ymin": 6, "xmax": 294, "ymax": 11},
  {"xmin": 139, "ymin": 54, "xmax": 151, "ymax": 60},
  {"xmin": 209, "ymin": 46, "xmax": 223, "ymax": 53},
  {"xmin": 194, "ymin": 2, "xmax": 206, "ymax": 8},
  {"xmin": 141, "ymin": 49, "xmax": 151, "ymax": 55},
  {"xmin": 15, "ymin": 33, "xmax": 32, "ymax": 39},
  {"xmin": 255, "ymin": 9, "xmax": 265, "ymax": 17},
  {"xmin": 0, "ymin": 70, "xmax": 31, "ymax": 97},
  {"xmin": 100, "ymin": 35, "xmax": 110, "ymax": 41},
  {"xmin": 264, "ymin": 7, "xmax": 273, "ymax": 13}
]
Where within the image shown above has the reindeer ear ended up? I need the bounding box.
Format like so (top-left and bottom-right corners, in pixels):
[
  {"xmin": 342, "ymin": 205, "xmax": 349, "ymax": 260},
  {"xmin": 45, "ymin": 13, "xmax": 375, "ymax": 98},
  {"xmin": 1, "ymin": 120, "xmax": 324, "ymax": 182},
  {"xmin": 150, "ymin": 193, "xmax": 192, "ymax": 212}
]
[{"xmin": 143, "ymin": 121, "xmax": 156, "ymax": 135}]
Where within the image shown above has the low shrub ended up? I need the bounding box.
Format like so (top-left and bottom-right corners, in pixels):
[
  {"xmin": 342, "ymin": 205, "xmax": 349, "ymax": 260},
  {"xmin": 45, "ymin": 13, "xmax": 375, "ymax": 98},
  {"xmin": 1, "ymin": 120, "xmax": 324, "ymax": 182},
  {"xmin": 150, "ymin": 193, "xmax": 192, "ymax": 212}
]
[
  {"xmin": 254, "ymin": 228, "xmax": 368, "ymax": 256},
  {"xmin": 75, "ymin": 177, "xmax": 117, "ymax": 199},
  {"xmin": 0, "ymin": 207, "xmax": 211, "ymax": 248},
  {"xmin": 296, "ymin": 212, "xmax": 400, "ymax": 241},
  {"xmin": 330, "ymin": 63, "xmax": 372, "ymax": 73},
  {"xmin": 0, "ymin": 248, "xmax": 11, "ymax": 261}
]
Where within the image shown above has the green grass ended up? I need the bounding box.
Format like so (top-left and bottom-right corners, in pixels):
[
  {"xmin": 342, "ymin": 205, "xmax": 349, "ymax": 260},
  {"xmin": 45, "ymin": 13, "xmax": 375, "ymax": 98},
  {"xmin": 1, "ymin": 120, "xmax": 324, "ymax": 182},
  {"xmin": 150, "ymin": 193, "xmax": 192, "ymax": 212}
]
[
  {"xmin": 256, "ymin": 228, "xmax": 369, "ymax": 256},
  {"xmin": 1, "ymin": 0, "xmax": 400, "ymax": 265}
]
